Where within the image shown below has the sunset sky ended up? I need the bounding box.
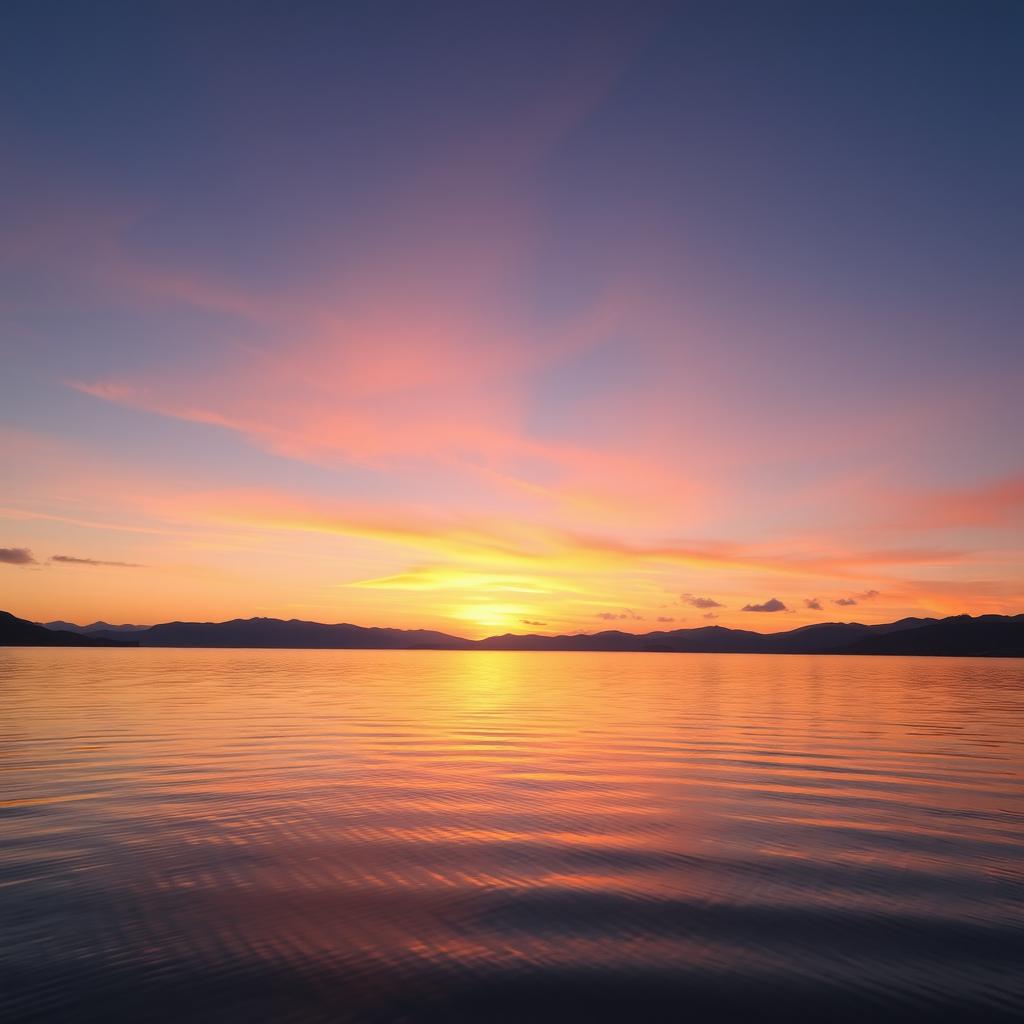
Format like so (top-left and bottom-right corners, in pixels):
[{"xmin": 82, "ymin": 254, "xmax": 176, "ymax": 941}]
[{"xmin": 2, "ymin": 2, "xmax": 1022, "ymax": 636}]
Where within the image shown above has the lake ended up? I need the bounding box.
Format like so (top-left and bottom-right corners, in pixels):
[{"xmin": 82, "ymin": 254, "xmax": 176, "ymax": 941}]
[{"xmin": 2, "ymin": 649, "xmax": 1022, "ymax": 1022}]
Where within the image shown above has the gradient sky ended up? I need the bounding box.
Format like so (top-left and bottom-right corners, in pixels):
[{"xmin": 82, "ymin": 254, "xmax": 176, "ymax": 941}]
[{"xmin": 2, "ymin": 1, "xmax": 1022, "ymax": 635}]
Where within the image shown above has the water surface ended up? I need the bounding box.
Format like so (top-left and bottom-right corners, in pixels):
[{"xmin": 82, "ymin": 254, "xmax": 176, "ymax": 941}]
[{"xmin": 2, "ymin": 649, "xmax": 1023, "ymax": 1021}]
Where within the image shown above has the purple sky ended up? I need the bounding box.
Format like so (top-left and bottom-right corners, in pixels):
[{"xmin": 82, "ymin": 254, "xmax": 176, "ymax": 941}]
[{"xmin": 2, "ymin": 2, "xmax": 1022, "ymax": 632}]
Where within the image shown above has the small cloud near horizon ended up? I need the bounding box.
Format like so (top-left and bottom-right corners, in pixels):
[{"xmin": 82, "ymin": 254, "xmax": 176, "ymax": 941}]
[
  {"xmin": 834, "ymin": 597, "xmax": 857, "ymax": 606},
  {"xmin": 804, "ymin": 598, "xmax": 823, "ymax": 611},
  {"xmin": 520, "ymin": 619, "xmax": 547, "ymax": 627},
  {"xmin": 0, "ymin": 547, "xmax": 37, "ymax": 565},
  {"xmin": 834, "ymin": 589, "xmax": 880, "ymax": 607},
  {"xmin": 597, "ymin": 609, "xmax": 644, "ymax": 621},
  {"xmin": 681, "ymin": 593, "xmax": 723, "ymax": 609},
  {"xmin": 656, "ymin": 616, "xmax": 675, "ymax": 623},
  {"xmin": 743, "ymin": 598, "xmax": 787, "ymax": 613},
  {"xmin": 704, "ymin": 612, "xmax": 718, "ymax": 620},
  {"xmin": 50, "ymin": 555, "xmax": 144, "ymax": 568}
]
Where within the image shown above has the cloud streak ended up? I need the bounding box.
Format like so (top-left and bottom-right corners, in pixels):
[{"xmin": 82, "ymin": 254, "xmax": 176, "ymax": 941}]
[
  {"xmin": 597, "ymin": 609, "xmax": 644, "ymax": 622},
  {"xmin": 50, "ymin": 555, "xmax": 143, "ymax": 567}
]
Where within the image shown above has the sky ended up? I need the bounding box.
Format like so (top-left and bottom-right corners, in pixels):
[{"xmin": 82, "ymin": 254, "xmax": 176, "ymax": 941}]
[{"xmin": 1, "ymin": 1, "xmax": 1022, "ymax": 636}]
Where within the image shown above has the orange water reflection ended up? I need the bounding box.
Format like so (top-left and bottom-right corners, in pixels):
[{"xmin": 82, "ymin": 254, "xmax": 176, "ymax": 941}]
[{"xmin": 1, "ymin": 649, "xmax": 1023, "ymax": 1021}]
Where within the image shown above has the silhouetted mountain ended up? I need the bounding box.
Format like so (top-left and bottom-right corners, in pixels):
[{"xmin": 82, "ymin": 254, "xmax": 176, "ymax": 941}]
[
  {"xmin": 829, "ymin": 614, "xmax": 1024, "ymax": 658},
  {"xmin": 42, "ymin": 620, "xmax": 146, "ymax": 634},
  {"xmin": 866, "ymin": 616, "xmax": 938, "ymax": 635},
  {"xmin": 2, "ymin": 611, "xmax": 138, "ymax": 647},
  {"xmin": 476, "ymin": 625, "xmax": 770, "ymax": 653},
  {"xmin": 101, "ymin": 617, "xmax": 474, "ymax": 650},
  {"xmin": 752, "ymin": 618, "xmax": 934, "ymax": 653},
  {"xmin": 473, "ymin": 620, "xmax": 948, "ymax": 655},
  {"xmin": 21, "ymin": 611, "xmax": 1024, "ymax": 656}
]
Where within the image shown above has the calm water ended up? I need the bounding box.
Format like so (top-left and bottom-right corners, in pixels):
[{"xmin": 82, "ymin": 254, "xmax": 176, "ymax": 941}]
[{"xmin": 2, "ymin": 649, "xmax": 1023, "ymax": 1022}]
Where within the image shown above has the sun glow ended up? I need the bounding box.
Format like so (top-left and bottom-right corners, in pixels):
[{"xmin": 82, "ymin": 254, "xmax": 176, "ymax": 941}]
[
  {"xmin": 349, "ymin": 567, "xmax": 562, "ymax": 594},
  {"xmin": 450, "ymin": 603, "xmax": 540, "ymax": 634}
]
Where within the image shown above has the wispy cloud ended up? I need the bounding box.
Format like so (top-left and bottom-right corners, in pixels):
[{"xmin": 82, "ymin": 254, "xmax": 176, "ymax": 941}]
[
  {"xmin": 0, "ymin": 547, "xmax": 143, "ymax": 570},
  {"xmin": 804, "ymin": 597, "xmax": 823, "ymax": 610},
  {"xmin": 50, "ymin": 555, "xmax": 143, "ymax": 567},
  {"xmin": 831, "ymin": 589, "xmax": 880, "ymax": 602},
  {"xmin": 833, "ymin": 591, "xmax": 878, "ymax": 607},
  {"xmin": 130, "ymin": 486, "xmax": 979, "ymax": 591},
  {"xmin": 680, "ymin": 593, "xmax": 723, "ymax": 609},
  {"xmin": 891, "ymin": 475, "xmax": 1024, "ymax": 530},
  {"xmin": 597, "ymin": 609, "xmax": 644, "ymax": 621},
  {"xmin": 346, "ymin": 566, "xmax": 563, "ymax": 594}
]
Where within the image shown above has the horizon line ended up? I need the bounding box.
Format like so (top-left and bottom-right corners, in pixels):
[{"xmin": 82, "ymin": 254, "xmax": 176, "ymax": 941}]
[{"xmin": 27, "ymin": 609, "xmax": 1020, "ymax": 642}]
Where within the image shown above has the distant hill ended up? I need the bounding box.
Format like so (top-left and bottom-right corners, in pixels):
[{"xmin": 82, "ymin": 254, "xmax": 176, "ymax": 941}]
[
  {"xmin": 475, "ymin": 619, "xmax": 941, "ymax": 654},
  {"xmin": 1, "ymin": 611, "xmax": 138, "ymax": 647},
  {"xmin": 87, "ymin": 617, "xmax": 474, "ymax": 650},
  {"xmin": 42, "ymin": 620, "xmax": 146, "ymax": 634},
  {"xmin": 8, "ymin": 611, "xmax": 1023, "ymax": 657},
  {"xmin": 828, "ymin": 614, "xmax": 1024, "ymax": 658},
  {"xmin": 475, "ymin": 625, "xmax": 766, "ymax": 653}
]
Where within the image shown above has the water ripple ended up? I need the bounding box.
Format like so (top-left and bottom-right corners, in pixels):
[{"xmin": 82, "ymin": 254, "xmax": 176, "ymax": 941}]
[{"xmin": 1, "ymin": 648, "xmax": 1022, "ymax": 1022}]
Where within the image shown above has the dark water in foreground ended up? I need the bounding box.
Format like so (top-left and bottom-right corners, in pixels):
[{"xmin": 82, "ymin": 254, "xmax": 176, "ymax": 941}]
[{"xmin": 2, "ymin": 649, "xmax": 1023, "ymax": 1022}]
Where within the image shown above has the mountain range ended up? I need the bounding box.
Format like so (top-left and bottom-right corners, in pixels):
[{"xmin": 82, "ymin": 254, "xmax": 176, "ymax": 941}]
[
  {"xmin": 1, "ymin": 610, "xmax": 1021, "ymax": 657},
  {"xmin": 0, "ymin": 611, "xmax": 138, "ymax": 647}
]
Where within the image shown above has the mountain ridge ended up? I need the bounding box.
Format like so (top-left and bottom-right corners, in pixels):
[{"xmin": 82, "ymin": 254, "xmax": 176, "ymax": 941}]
[
  {"xmin": 42, "ymin": 620, "xmax": 147, "ymax": 634},
  {"xmin": 3, "ymin": 610, "xmax": 1022, "ymax": 657},
  {"xmin": 0, "ymin": 611, "xmax": 138, "ymax": 647}
]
